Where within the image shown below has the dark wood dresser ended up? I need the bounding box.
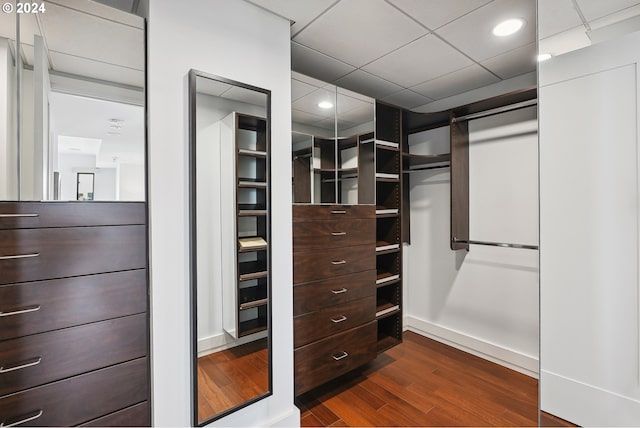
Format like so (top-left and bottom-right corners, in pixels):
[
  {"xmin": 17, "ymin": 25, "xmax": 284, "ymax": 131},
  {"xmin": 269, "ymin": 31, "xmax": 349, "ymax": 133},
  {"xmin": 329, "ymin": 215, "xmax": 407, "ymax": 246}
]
[
  {"xmin": 0, "ymin": 202, "xmax": 149, "ymax": 427},
  {"xmin": 293, "ymin": 204, "xmax": 376, "ymax": 395}
]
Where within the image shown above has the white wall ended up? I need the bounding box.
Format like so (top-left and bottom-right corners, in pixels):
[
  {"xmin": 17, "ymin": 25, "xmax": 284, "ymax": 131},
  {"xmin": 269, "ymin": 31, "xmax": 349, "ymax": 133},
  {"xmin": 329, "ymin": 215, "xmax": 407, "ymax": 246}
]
[
  {"xmin": 57, "ymin": 153, "xmax": 117, "ymax": 200},
  {"xmin": 404, "ymin": 106, "xmax": 539, "ymax": 376},
  {"xmin": 118, "ymin": 163, "xmax": 145, "ymax": 201},
  {"xmin": 147, "ymin": 0, "xmax": 296, "ymax": 426},
  {"xmin": 0, "ymin": 38, "xmax": 17, "ymax": 200}
]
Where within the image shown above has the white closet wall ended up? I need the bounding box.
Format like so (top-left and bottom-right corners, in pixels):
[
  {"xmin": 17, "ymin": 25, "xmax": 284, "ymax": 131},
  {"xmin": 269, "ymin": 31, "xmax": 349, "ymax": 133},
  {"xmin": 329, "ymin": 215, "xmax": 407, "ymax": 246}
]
[{"xmin": 405, "ymin": 106, "xmax": 539, "ymax": 376}]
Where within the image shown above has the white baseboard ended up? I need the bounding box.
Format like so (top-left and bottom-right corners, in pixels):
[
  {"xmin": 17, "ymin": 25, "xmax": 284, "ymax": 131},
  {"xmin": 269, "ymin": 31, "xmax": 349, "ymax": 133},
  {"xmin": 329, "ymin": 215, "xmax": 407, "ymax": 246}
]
[
  {"xmin": 541, "ymin": 370, "xmax": 640, "ymax": 427},
  {"xmin": 405, "ymin": 315, "xmax": 539, "ymax": 378},
  {"xmin": 198, "ymin": 330, "xmax": 268, "ymax": 357},
  {"xmin": 267, "ymin": 406, "xmax": 301, "ymax": 427}
]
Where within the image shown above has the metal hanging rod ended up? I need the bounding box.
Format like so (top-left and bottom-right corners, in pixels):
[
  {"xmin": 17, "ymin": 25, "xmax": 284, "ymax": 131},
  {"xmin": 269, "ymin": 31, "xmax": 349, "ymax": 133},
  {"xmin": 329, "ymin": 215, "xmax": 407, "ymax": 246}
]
[
  {"xmin": 404, "ymin": 164, "xmax": 450, "ymax": 173},
  {"xmin": 451, "ymin": 99, "xmax": 537, "ymax": 123},
  {"xmin": 453, "ymin": 238, "xmax": 538, "ymax": 250}
]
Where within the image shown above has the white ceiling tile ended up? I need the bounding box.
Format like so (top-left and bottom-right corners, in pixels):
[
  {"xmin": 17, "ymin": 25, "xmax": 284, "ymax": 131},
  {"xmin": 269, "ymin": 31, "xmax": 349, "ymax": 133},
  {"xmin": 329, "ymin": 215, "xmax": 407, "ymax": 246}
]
[
  {"xmin": 539, "ymin": 26, "xmax": 591, "ymax": 57},
  {"xmin": 196, "ymin": 78, "xmax": 233, "ymax": 97},
  {"xmin": 21, "ymin": 44, "xmax": 35, "ymax": 67},
  {"xmin": 0, "ymin": 9, "xmax": 15, "ymax": 41},
  {"xmin": 292, "ymin": 78, "xmax": 319, "ymax": 101},
  {"xmin": 49, "ymin": 0, "xmax": 143, "ymax": 28},
  {"xmin": 335, "ymin": 70, "xmax": 403, "ymax": 99},
  {"xmin": 222, "ymin": 86, "xmax": 267, "ymax": 107},
  {"xmin": 337, "ymin": 86, "xmax": 374, "ymax": 103},
  {"xmin": 538, "ymin": 0, "xmax": 584, "ymax": 38},
  {"xmin": 292, "ymin": 87, "xmax": 337, "ymax": 119},
  {"xmin": 363, "ymin": 34, "xmax": 473, "ymax": 88},
  {"xmin": 292, "ymin": 108, "xmax": 325, "ymax": 126},
  {"xmin": 50, "ymin": 51, "xmax": 144, "ymax": 87},
  {"xmin": 339, "ymin": 104, "xmax": 374, "ymax": 125},
  {"xmin": 292, "ymin": 71, "xmax": 331, "ymax": 88},
  {"xmin": 313, "ymin": 117, "xmax": 337, "ymax": 130},
  {"xmin": 381, "ymin": 89, "xmax": 433, "ymax": 109},
  {"xmin": 388, "ymin": 0, "xmax": 493, "ymax": 30},
  {"xmin": 410, "ymin": 64, "xmax": 500, "ymax": 100},
  {"xmin": 336, "ymin": 93, "xmax": 372, "ymax": 115},
  {"xmin": 91, "ymin": 0, "xmax": 135, "ymax": 14},
  {"xmin": 247, "ymin": 0, "xmax": 338, "ymax": 35},
  {"xmin": 436, "ymin": 0, "xmax": 536, "ymax": 61},
  {"xmin": 575, "ymin": 0, "xmax": 640, "ymax": 21},
  {"xmin": 292, "ymin": 0, "xmax": 427, "ymax": 67},
  {"xmin": 589, "ymin": 4, "xmax": 640, "ymax": 29},
  {"xmin": 291, "ymin": 42, "xmax": 356, "ymax": 82},
  {"xmin": 480, "ymin": 43, "xmax": 536, "ymax": 80}
]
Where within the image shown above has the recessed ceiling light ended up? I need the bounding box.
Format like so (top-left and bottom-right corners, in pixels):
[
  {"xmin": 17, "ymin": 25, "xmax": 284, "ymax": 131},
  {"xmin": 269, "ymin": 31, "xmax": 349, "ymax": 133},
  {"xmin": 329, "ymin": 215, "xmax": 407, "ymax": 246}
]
[
  {"xmin": 318, "ymin": 101, "xmax": 333, "ymax": 109},
  {"xmin": 537, "ymin": 53, "xmax": 552, "ymax": 62},
  {"xmin": 492, "ymin": 18, "xmax": 525, "ymax": 37}
]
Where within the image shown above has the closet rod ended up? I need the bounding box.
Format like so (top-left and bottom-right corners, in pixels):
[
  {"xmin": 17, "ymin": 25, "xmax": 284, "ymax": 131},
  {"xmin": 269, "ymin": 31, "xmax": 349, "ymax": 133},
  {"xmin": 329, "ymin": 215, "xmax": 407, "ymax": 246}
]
[
  {"xmin": 451, "ymin": 99, "xmax": 537, "ymax": 123},
  {"xmin": 404, "ymin": 165, "xmax": 450, "ymax": 173},
  {"xmin": 453, "ymin": 238, "xmax": 538, "ymax": 250}
]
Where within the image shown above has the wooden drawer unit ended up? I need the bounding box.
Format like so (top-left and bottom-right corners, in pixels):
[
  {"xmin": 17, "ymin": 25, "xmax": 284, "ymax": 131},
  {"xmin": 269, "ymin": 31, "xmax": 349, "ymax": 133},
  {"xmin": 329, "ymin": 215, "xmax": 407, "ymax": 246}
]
[
  {"xmin": 0, "ymin": 270, "xmax": 147, "ymax": 341},
  {"xmin": 293, "ymin": 244, "xmax": 375, "ymax": 284},
  {"xmin": 293, "ymin": 218, "xmax": 375, "ymax": 251},
  {"xmin": 294, "ymin": 321, "xmax": 376, "ymax": 395},
  {"xmin": 82, "ymin": 402, "xmax": 150, "ymax": 427},
  {"xmin": 294, "ymin": 296, "xmax": 375, "ymax": 347},
  {"xmin": 0, "ymin": 225, "xmax": 146, "ymax": 285},
  {"xmin": 0, "ymin": 358, "xmax": 148, "ymax": 427},
  {"xmin": 293, "ymin": 204, "xmax": 375, "ymax": 220},
  {"xmin": 293, "ymin": 270, "xmax": 375, "ymax": 315},
  {"xmin": 0, "ymin": 314, "xmax": 146, "ymax": 396}
]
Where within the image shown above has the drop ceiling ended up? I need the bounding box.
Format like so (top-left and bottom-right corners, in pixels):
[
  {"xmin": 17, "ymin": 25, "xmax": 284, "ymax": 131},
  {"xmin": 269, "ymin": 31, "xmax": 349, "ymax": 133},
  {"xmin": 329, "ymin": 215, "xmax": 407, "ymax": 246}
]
[{"xmin": 249, "ymin": 0, "xmax": 640, "ymax": 110}]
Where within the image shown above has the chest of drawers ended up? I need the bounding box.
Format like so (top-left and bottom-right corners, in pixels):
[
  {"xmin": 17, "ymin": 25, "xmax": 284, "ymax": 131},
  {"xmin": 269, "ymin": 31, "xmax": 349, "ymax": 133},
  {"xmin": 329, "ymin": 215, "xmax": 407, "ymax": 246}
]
[
  {"xmin": 0, "ymin": 202, "xmax": 149, "ymax": 427},
  {"xmin": 293, "ymin": 205, "xmax": 376, "ymax": 395}
]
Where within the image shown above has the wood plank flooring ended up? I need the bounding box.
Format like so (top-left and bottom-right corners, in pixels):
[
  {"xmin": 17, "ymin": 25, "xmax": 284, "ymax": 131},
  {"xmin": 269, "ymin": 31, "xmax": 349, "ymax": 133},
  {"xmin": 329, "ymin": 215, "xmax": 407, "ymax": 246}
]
[
  {"xmin": 197, "ymin": 338, "xmax": 268, "ymax": 422},
  {"xmin": 297, "ymin": 331, "xmax": 559, "ymax": 427}
]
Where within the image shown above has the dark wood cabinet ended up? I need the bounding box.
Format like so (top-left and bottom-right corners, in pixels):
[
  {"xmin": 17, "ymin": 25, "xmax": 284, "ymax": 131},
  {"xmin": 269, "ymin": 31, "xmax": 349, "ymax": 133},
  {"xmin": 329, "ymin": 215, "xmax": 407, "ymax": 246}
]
[
  {"xmin": 293, "ymin": 243, "xmax": 375, "ymax": 284},
  {"xmin": 0, "ymin": 201, "xmax": 149, "ymax": 427}
]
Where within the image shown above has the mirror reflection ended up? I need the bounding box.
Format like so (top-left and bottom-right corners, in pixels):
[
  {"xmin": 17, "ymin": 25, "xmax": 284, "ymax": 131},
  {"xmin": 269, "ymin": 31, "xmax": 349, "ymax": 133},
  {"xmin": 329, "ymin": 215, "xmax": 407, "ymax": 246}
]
[
  {"xmin": 0, "ymin": 0, "xmax": 145, "ymax": 201},
  {"xmin": 190, "ymin": 70, "xmax": 271, "ymax": 425},
  {"xmin": 291, "ymin": 72, "xmax": 374, "ymax": 204}
]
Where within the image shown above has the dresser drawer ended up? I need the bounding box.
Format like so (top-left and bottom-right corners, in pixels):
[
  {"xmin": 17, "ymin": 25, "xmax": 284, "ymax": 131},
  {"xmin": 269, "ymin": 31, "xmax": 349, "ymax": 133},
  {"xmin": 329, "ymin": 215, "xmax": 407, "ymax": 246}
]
[
  {"xmin": 293, "ymin": 204, "xmax": 374, "ymax": 221},
  {"xmin": 294, "ymin": 270, "xmax": 375, "ymax": 315},
  {"xmin": 0, "ymin": 225, "xmax": 146, "ymax": 285},
  {"xmin": 0, "ymin": 270, "xmax": 147, "ymax": 341},
  {"xmin": 0, "ymin": 314, "xmax": 147, "ymax": 396},
  {"xmin": 82, "ymin": 402, "xmax": 149, "ymax": 427},
  {"xmin": 294, "ymin": 296, "xmax": 375, "ymax": 348},
  {"xmin": 0, "ymin": 202, "xmax": 145, "ymax": 230},
  {"xmin": 0, "ymin": 358, "xmax": 148, "ymax": 427},
  {"xmin": 294, "ymin": 321, "xmax": 376, "ymax": 395},
  {"xmin": 293, "ymin": 244, "xmax": 375, "ymax": 284},
  {"xmin": 293, "ymin": 218, "xmax": 374, "ymax": 251}
]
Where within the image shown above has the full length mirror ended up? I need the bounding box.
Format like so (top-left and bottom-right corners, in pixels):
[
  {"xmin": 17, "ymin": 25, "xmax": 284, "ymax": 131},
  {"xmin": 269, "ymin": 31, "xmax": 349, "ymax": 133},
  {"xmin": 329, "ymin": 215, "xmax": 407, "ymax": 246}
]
[
  {"xmin": 189, "ymin": 70, "xmax": 272, "ymax": 425},
  {"xmin": 0, "ymin": 0, "xmax": 145, "ymax": 201}
]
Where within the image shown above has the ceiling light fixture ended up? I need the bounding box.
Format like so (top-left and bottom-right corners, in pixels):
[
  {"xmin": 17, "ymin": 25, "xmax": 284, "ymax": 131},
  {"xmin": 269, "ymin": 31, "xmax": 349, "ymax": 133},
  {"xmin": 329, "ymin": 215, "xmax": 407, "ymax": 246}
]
[
  {"xmin": 318, "ymin": 101, "xmax": 333, "ymax": 109},
  {"xmin": 537, "ymin": 53, "xmax": 552, "ymax": 62},
  {"xmin": 492, "ymin": 18, "xmax": 525, "ymax": 37}
]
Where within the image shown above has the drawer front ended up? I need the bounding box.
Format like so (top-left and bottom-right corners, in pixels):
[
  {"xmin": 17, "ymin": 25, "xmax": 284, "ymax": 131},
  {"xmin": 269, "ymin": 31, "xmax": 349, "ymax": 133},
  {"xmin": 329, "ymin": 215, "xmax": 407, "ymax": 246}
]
[
  {"xmin": 293, "ymin": 244, "xmax": 375, "ymax": 284},
  {"xmin": 0, "ymin": 225, "xmax": 147, "ymax": 285},
  {"xmin": 0, "ymin": 202, "xmax": 146, "ymax": 230},
  {"xmin": 0, "ymin": 270, "xmax": 147, "ymax": 341},
  {"xmin": 293, "ymin": 204, "xmax": 375, "ymax": 221},
  {"xmin": 294, "ymin": 321, "xmax": 376, "ymax": 395},
  {"xmin": 294, "ymin": 296, "xmax": 375, "ymax": 348},
  {"xmin": 293, "ymin": 270, "xmax": 375, "ymax": 315},
  {"xmin": 0, "ymin": 314, "xmax": 147, "ymax": 396},
  {"xmin": 293, "ymin": 219, "xmax": 374, "ymax": 251},
  {"xmin": 0, "ymin": 358, "xmax": 148, "ymax": 427},
  {"xmin": 82, "ymin": 402, "xmax": 149, "ymax": 427}
]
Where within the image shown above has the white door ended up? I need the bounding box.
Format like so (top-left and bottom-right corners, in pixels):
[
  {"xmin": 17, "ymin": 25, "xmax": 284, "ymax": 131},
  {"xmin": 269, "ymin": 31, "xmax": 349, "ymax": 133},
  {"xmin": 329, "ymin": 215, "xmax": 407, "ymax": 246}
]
[{"xmin": 540, "ymin": 31, "xmax": 640, "ymax": 426}]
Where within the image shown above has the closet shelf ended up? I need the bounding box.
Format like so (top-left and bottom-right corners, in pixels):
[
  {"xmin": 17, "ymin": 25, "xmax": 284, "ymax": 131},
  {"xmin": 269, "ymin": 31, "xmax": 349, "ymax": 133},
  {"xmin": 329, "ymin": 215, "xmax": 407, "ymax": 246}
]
[
  {"xmin": 238, "ymin": 209, "xmax": 267, "ymax": 217},
  {"xmin": 376, "ymin": 206, "xmax": 399, "ymax": 217},
  {"xmin": 239, "ymin": 316, "xmax": 267, "ymax": 336},
  {"xmin": 402, "ymin": 152, "xmax": 450, "ymax": 168},
  {"xmin": 376, "ymin": 241, "xmax": 400, "ymax": 255},
  {"xmin": 239, "ymin": 298, "xmax": 268, "ymax": 311},
  {"xmin": 377, "ymin": 332, "xmax": 401, "ymax": 353},
  {"xmin": 376, "ymin": 302, "xmax": 400, "ymax": 319},
  {"xmin": 238, "ymin": 237, "xmax": 268, "ymax": 252},
  {"xmin": 238, "ymin": 261, "xmax": 268, "ymax": 281},
  {"xmin": 238, "ymin": 179, "xmax": 267, "ymax": 189},
  {"xmin": 376, "ymin": 272, "xmax": 400, "ymax": 287},
  {"xmin": 375, "ymin": 140, "xmax": 399, "ymax": 151},
  {"xmin": 375, "ymin": 172, "xmax": 399, "ymax": 182},
  {"xmin": 238, "ymin": 148, "xmax": 267, "ymax": 158}
]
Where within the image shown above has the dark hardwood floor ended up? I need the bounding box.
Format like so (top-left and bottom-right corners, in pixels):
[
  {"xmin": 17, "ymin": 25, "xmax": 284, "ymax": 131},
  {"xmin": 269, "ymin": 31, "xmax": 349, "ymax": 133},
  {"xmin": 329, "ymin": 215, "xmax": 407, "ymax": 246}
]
[
  {"xmin": 296, "ymin": 331, "xmax": 569, "ymax": 427},
  {"xmin": 197, "ymin": 338, "xmax": 268, "ymax": 421}
]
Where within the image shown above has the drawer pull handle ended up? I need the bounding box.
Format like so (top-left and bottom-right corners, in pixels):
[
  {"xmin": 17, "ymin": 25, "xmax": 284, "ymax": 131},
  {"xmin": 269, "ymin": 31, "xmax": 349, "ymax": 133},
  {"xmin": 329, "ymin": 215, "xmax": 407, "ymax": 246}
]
[
  {"xmin": 0, "ymin": 357, "xmax": 42, "ymax": 374},
  {"xmin": 0, "ymin": 305, "xmax": 41, "ymax": 317},
  {"xmin": 331, "ymin": 315, "xmax": 347, "ymax": 323},
  {"xmin": 330, "ymin": 210, "xmax": 347, "ymax": 214},
  {"xmin": 2, "ymin": 409, "xmax": 43, "ymax": 427},
  {"xmin": 331, "ymin": 260, "xmax": 346, "ymax": 265},
  {"xmin": 330, "ymin": 288, "xmax": 347, "ymax": 294},
  {"xmin": 331, "ymin": 232, "xmax": 347, "ymax": 236},
  {"xmin": 332, "ymin": 351, "xmax": 349, "ymax": 361},
  {"xmin": 0, "ymin": 253, "xmax": 39, "ymax": 260},
  {"xmin": 0, "ymin": 213, "xmax": 39, "ymax": 218}
]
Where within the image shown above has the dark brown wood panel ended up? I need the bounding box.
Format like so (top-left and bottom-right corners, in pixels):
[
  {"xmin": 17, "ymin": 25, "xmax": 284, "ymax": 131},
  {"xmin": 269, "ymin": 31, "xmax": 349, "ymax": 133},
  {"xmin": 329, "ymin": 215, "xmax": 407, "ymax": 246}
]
[
  {"xmin": 450, "ymin": 116, "xmax": 469, "ymax": 251},
  {"xmin": 0, "ymin": 225, "xmax": 146, "ymax": 285},
  {"xmin": 0, "ymin": 358, "xmax": 148, "ymax": 427},
  {"xmin": 294, "ymin": 296, "xmax": 375, "ymax": 347},
  {"xmin": 295, "ymin": 321, "xmax": 376, "ymax": 395},
  {"xmin": 293, "ymin": 244, "xmax": 375, "ymax": 284},
  {"xmin": 0, "ymin": 270, "xmax": 147, "ymax": 341},
  {"xmin": 293, "ymin": 219, "xmax": 375, "ymax": 252},
  {"xmin": 82, "ymin": 402, "xmax": 150, "ymax": 427},
  {"xmin": 293, "ymin": 270, "xmax": 375, "ymax": 315},
  {"xmin": 293, "ymin": 204, "xmax": 375, "ymax": 221},
  {"xmin": 0, "ymin": 314, "xmax": 147, "ymax": 396},
  {"xmin": 0, "ymin": 202, "xmax": 145, "ymax": 230},
  {"xmin": 293, "ymin": 157, "xmax": 312, "ymax": 203}
]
